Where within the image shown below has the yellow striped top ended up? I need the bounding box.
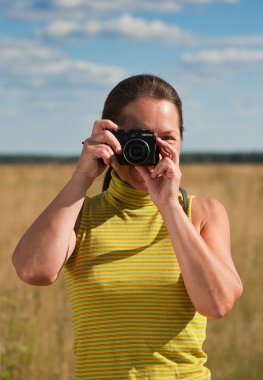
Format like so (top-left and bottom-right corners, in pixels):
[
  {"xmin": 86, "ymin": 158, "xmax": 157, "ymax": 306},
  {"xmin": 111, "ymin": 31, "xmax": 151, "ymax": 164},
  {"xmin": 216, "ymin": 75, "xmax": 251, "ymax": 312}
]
[{"xmin": 64, "ymin": 171, "xmax": 211, "ymax": 380}]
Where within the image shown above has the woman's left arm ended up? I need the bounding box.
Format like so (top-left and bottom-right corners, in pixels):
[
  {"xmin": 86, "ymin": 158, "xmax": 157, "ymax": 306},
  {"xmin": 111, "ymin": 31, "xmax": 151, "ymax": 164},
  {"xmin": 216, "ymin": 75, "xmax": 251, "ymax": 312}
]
[{"xmin": 158, "ymin": 196, "xmax": 243, "ymax": 319}]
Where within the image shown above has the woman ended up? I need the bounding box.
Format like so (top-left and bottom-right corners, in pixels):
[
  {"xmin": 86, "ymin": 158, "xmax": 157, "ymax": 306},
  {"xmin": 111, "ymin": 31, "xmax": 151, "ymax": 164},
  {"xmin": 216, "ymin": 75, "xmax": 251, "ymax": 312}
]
[{"xmin": 12, "ymin": 74, "xmax": 243, "ymax": 379}]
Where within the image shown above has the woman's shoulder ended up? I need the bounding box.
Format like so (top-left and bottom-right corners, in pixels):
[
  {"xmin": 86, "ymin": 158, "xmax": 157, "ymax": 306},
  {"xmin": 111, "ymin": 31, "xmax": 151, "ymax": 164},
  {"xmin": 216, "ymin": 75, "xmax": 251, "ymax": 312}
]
[
  {"xmin": 191, "ymin": 196, "xmax": 229, "ymax": 233},
  {"xmin": 74, "ymin": 193, "xmax": 103, "ymax": 233}
]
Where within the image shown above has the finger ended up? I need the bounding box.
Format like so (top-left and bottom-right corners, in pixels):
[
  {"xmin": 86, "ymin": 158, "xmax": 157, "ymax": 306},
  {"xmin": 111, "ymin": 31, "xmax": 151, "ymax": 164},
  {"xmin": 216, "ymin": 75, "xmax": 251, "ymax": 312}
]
[
  {"xmin": 85, "ymin": 130, "xmax": 122, "ymax": 154},
  {"xmin": 89, "ymin": 144, "xmax": 116, "ymax": 166},
  {"xmin": 100, "ymin": 147, "xmax": 122, "ymax": 167},
  {"xmin": 82, "ymin": 141, "xmax": 113, "ymax": 158},
  {"xmin": 151, "ymin": 157, "xmax": 178, "ymax": 179},
  {"xmin": 110, "ymin": 155, "xmax": 121, "ymax": 171},
  {"xmin": 102, "ymin": 130, "xmax": 122, "ymax": 153},
  {"xmin": 157, "ymin": 139, "xmax": 177, "ymax": 161},
  {"xmin": 92, "ymin": 119, "xmax": 119, "ymax": 134},
  {"xmin": 156, "ymin": 138, "xmax": 179, "ymax": 164}
]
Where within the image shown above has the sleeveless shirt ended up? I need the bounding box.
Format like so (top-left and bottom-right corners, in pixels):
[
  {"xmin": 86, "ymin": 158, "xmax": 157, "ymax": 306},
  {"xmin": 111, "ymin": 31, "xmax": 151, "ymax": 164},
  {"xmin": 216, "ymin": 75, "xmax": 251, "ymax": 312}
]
[{"xmin": 64, "ymin": 171, "xmax": 211, "ymax": 380}]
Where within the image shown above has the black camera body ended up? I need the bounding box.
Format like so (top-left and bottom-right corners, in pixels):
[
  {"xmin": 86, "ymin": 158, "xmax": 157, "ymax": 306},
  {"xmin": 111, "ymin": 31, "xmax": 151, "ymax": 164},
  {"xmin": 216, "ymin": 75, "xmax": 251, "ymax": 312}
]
[{"xmin": 112, "ymin": 129, "xmax": 159, "ymax": 166}]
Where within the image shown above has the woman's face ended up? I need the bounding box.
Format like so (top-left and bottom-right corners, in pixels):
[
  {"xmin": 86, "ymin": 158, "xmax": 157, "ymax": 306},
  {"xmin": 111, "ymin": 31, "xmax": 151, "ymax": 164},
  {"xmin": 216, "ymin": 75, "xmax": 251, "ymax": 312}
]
[{"xmin": 114, "ymin": 97, "xmax": 181, "ymax": 192}]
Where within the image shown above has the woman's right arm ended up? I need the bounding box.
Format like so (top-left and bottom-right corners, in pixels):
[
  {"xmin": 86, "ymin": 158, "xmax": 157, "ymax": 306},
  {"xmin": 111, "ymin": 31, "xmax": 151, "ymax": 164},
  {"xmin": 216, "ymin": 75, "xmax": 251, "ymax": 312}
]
[{"xmin": 12, "ymin": 120, "xmax": 121, "ymax": 286}]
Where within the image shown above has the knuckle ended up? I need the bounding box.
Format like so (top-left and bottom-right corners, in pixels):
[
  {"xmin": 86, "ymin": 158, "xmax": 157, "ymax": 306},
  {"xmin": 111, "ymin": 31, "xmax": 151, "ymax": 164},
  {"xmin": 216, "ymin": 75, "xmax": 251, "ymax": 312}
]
[
  {"xmin": 86, "ymin": 138, "xmax": 95, "ymax": 147},
  {"xmin": 92, "ymin": 119, "xmax": 101, "ymax": 129},
  {"xmin": 104, "ymin": 129, "xmax": 112, "ymax": 138},
  {"xmin": 82, "ymin": 138, "xmax": 91, "ymax": 147}
]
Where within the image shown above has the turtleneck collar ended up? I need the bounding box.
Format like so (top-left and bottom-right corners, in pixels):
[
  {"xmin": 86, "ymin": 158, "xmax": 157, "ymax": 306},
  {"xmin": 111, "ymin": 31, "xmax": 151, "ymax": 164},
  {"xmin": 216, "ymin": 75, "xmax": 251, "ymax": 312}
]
[{"xmin": 106, "ymin": 170, "xmax": 154, "ymax": 209}]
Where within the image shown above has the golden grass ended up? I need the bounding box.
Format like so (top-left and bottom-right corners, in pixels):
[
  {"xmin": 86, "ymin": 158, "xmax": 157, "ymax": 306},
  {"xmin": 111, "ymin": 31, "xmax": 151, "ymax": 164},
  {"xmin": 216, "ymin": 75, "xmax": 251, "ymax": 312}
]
[{"xmin": 0, "ymin": 163, "xmax": 262, "ymax": 379}]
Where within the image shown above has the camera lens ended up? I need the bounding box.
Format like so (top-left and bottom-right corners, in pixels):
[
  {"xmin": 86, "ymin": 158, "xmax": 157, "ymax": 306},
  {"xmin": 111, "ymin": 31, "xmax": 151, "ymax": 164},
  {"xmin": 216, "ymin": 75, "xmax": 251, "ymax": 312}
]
[{"xmin": 123, "ymin": 139, "xmax": 150, "ymax": 165}]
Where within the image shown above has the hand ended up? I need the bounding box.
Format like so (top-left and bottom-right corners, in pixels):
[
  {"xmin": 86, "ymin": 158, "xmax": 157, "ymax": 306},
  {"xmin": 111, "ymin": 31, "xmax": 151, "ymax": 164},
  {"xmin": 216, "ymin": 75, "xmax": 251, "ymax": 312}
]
[
  {"xmin": 74, "ymin": 120, "xmax": 122, "ymax": 180},
  {"xmin": 135, "ymin": 138, "xmax": 182, "ymax": 208}
]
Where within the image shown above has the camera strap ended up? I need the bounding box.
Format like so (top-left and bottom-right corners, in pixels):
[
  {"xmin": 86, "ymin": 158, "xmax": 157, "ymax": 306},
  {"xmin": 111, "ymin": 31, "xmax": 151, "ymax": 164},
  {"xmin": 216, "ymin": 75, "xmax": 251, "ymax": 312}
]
[{"xmin": 179, "ymin": 187, "xmax": 188, "ymax": 215}]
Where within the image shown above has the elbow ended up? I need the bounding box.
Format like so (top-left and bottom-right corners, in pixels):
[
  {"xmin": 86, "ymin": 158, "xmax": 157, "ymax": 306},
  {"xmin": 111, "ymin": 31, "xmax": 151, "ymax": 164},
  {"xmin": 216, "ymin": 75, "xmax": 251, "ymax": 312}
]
[
  {"xmin": 199, "ymin": 282, "xmax": 244, "ymax": 320},
  {"xmin": 198, "ymin": 301, "xmax": 233, "ymax": 320},
  {"xmin": 12, "ymin": 254, "xmax": 58, "ymax": 286},
  {"xmin": 16, "ymin": 268, "xmax": 58, "ymax": 286},
  {"xmin": 207, "ymin": 302, "xmax": 233, "ymax": 320},
  {"xmin": 15, "ymin": 267, "xmax": 58, "ymax": 286}
]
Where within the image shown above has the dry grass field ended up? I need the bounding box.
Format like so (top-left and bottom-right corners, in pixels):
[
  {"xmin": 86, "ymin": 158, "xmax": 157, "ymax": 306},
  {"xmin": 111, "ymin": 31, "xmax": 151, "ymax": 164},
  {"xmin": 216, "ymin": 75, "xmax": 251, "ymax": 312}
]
[{"xmin": 0, "ymin": 163, "xmax": 262, "ymax": 380}]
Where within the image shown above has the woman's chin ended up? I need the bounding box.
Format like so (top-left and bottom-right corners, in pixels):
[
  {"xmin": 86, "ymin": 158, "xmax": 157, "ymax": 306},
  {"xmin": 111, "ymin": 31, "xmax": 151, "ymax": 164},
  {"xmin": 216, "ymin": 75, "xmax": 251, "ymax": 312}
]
[
  {"xmin": 124, "ymin": 176, "xmax": 148, "ymax": 192},
  {"xmin": 115, "ymin": 166, "xmax": 148, "ymax": 192},
  {"xmin": 129, "ymin": 172, "xmax": 148, "ymax": 192},
  {"xmin": 132, "ymin": 181, "xmax": 148, "ymax": 192}
]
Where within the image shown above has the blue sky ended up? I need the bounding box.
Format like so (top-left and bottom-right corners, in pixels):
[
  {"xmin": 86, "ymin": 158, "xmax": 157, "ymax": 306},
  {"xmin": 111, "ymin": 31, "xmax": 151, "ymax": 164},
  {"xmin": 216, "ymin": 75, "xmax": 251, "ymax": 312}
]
[{"xmin": 1, "ymin": 0, "xmax": 263, "ymax": 155}]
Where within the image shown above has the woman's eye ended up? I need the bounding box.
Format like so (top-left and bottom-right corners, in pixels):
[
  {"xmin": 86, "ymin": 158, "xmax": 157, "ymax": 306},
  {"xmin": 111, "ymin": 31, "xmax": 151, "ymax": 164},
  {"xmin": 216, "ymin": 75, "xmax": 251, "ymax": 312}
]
[{"xmin": 162, "ymin": 136, "xmax": 174, "ymax": 141}]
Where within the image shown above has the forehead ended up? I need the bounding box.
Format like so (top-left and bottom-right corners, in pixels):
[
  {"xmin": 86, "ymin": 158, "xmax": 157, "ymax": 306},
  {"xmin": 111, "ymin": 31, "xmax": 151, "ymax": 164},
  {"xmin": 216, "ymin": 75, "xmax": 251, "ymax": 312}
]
[{"xmin": 118, "ymin": 98, "xmax": 180, "ymax": 134}]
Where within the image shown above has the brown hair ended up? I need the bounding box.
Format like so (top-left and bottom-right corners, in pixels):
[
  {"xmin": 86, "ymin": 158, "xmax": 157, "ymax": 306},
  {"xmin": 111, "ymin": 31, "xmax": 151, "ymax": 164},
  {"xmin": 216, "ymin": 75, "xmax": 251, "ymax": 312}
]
[{"xmin": 102, "ymin": 74, "xmax": 184, "ymax": 191}]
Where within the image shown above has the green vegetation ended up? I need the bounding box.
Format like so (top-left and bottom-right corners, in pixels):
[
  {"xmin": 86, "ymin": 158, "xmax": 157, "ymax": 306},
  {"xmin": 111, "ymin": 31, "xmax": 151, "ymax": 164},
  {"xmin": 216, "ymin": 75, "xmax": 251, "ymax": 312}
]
[{"xmin": 0, "ymin": 152, "xmax": 263, "ymax": 164}]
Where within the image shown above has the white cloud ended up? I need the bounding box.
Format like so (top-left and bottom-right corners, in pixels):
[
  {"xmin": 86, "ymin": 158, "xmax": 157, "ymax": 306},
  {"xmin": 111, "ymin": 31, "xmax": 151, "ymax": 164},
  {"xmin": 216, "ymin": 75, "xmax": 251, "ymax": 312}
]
[
  {"xmin": 55, "ymin": 0, "xmax": 240, "ymax": 11},
  {"xmin": 41, "ymin": 14, "xmax": 263, "ymax": 51},
  {"xmin": 181, "ymin": 48, "xmax": 263, "ymax": 65},
  {"xmin": 206, "ymin": 35, "xmax": 263, "ymax": 47},
  {"xmin": 3, "ymin": 0, "xmax": 240, "ymax": 20},
  {"xmin": 0, "ymin": 36, "xmax": 129, "ymax": 92},
  {"xmin": 44, "ymin": 20, "xmax": 77, "ymax": 37},
  {"xmin": 42, "ymin": 15, "xmax": 199, "ymax": 46},
  {"xmin": 55, "ymin": 0, "xmax": 84, "ymax": 7},
  {"xmin": 46, "ymin": 0, "xmax": 182, "ymax": 13},
  {"xmin": 0, "ymin": 37, "xmax": 58, "ymax": 61},
  {"xmin": 185, "ymin": 0, "xmax": 238, "ymax": 3},
  {"xmin": 2, "ymin": 0, "xmax": 181, "ymax": 20},
  {"xmin": 179, "ymin": 48, "xmax": 263, "ymax": 82}
]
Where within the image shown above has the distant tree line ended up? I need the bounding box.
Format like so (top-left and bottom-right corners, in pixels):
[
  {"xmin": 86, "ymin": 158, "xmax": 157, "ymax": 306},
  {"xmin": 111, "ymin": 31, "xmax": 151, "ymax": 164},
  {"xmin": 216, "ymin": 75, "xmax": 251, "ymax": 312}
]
[
  {"xmin": 0, "ymin": 152, "xmax": 262, "ymax": 164},
  {"xmin": 180, "ymin": 152, "xmax": 263, "ymax": 164}
]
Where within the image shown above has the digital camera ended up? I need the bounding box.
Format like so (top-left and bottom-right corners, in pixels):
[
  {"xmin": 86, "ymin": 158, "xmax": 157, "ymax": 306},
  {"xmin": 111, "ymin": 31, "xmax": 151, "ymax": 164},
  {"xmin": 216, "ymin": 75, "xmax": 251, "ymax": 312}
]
[{"xmin": 111, "ymin": 129, "xmax": 159, "ymax": 166}]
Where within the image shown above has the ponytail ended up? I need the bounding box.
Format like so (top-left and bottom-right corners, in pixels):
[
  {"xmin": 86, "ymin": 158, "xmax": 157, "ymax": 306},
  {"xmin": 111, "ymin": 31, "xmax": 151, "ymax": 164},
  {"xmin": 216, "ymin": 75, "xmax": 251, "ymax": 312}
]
[{"xmin": 102, "ymin": 167, "xmax": 113, "ymax": 191}]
